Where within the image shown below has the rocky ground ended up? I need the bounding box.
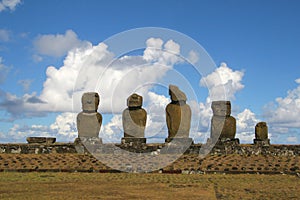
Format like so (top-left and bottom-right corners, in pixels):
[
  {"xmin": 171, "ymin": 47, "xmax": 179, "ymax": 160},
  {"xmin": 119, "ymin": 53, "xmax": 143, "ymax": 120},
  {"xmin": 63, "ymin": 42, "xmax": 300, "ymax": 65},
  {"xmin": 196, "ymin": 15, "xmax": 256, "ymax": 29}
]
[{"xmin": 0, "ymin": 153, "xmax": 299, "ymax": 174}]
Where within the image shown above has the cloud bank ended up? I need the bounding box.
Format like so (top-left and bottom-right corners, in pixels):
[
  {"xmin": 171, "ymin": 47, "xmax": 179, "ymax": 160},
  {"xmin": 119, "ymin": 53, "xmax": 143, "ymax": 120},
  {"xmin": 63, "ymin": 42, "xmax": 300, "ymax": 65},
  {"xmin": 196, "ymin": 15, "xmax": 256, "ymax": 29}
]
[
  {"xmin": 0, "ymin": 35, "xmax": 184, "ymax": 142},
  {"xmin": 1, "ymin": 29, "xmax": 299, "ymax": 144}
]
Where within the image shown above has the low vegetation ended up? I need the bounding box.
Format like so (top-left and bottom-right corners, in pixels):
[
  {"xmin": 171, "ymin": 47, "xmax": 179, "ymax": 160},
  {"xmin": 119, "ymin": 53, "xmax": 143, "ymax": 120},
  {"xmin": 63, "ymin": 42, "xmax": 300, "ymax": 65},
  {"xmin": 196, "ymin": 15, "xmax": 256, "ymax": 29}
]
[{"xmin": 0, "ymin": 172, "xmax": 299, "ymax": 199}]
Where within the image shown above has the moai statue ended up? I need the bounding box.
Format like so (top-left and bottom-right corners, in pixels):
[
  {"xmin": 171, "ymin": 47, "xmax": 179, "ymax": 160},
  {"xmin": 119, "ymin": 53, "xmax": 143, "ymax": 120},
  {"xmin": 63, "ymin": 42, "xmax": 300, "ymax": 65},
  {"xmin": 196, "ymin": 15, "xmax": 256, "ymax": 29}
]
[
  {"xmin": 210, "ymin": 101, "xmax": 239, "ymax": 144},
  {"xmin": 254, "ymin": 122, "xmax": 270, "ymax": 146},
  {"xmin": 76, "ymin": 92, "xmax": 102, "ymax": 144},
  {"xmin": 165, "ymin": 85, "xmax": 193, "ymax": 144},
  {"xmin": 122, "ymin": 93, "xmax": 147, "ymax": 144}
]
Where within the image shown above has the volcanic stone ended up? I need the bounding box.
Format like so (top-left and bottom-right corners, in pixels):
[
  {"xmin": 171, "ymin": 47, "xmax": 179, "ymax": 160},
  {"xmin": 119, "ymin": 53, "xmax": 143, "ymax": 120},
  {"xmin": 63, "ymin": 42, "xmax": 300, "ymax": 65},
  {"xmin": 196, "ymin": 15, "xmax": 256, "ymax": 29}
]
[
  {"xmin": 166, "ymin": 85, "xmax": 191, "ymax": 138},
  {"xmin": 211, "ymin": 101, "xmax": 231, "ymax": 117},
  {"xmin": 81, "ymin": 92, "xmax": 100, "ymax": 112},
  {"xmin": 77, "ymin": 92, "xmax": 102, "ymax": 138},
  {"xmin": 169, "ymin": 85, "xmax": 187, "ymax": 102},
  {"xmin": 255, "ymin": 122, "xmax": 268, "ymax": 140},
  {"xmin": 26, "ymin": 137, "xmax": 56, "ymax": 144},
  {"xmin": 122, "ymin": 93, "xmax": 147, "ymax": 138},
  {"xmin": 211, "ymin": 116, "xmax": 236, "ymax": 140}
]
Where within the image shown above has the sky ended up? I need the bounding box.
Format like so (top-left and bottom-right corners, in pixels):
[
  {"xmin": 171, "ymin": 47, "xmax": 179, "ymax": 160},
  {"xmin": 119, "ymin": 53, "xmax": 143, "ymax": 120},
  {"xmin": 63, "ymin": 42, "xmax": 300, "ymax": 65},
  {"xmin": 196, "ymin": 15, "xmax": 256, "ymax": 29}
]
[{"xmin": 0, "ymin": 0, "xmax": 299, "ymax": 144}]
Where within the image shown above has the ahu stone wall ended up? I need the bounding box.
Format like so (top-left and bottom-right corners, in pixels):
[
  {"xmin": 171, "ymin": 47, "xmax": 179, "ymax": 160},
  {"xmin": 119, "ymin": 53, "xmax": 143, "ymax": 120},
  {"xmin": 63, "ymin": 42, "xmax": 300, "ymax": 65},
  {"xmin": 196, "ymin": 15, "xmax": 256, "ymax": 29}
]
[{"xmin": 0, "ymin": 142, "xmax": 300, "ymax": 157}]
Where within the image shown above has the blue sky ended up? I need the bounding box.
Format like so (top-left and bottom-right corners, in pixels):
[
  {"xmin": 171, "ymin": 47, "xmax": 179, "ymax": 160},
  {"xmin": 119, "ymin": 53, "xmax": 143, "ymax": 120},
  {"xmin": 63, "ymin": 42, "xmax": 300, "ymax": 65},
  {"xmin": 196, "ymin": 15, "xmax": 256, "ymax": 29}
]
[{"xmin": 0, "ymin": 0, "xmax": 299, "ymax": 144}]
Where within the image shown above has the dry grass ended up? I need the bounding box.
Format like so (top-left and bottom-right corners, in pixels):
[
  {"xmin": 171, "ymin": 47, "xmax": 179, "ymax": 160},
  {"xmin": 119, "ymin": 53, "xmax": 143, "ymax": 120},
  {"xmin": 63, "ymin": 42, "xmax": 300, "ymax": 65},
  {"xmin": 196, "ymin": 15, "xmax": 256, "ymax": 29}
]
[{"xmin": 0, "ymin": 172, "xmax": 299, "ymax": 200}]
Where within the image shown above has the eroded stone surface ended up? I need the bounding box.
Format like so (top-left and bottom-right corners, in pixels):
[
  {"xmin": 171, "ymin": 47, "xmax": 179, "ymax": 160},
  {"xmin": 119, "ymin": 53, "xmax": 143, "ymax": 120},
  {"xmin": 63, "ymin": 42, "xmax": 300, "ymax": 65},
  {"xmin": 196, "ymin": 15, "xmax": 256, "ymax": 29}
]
[
  {"xmin": 211, "ymin": 101, "xmax": 231, "ymax": 117},
  {"xmin": 81, "ymin": 92, "xmax": 100, "ymax": 112},
  {"xmin": 210, "ymin": 101, "xmax": 236, "ymax": 140},
  {"xmin": 166, "ymin": 85, "xmax": 191, "ymax": 138},
  {"xmin": 127, "ymin": 93, "xmax": 143, "ymax": 107},
  {"xmin": 122, "ymin": 93, "xmax": 147, "ymax": 138},
  {"xmin": 211, "ymin": 116, "xmax": 236, "ymax": 140},
  {"xmin": 255, "ymin": 122, "xmax": 268, "ymax": 140},
  {"xmin": 26, "ymin": 137, "xmax": 56, "ymax": 144},
  {"xmin": 169, "ymin": 85, "xmax": 187, "ymax": 102},
  {"xmin": 77, "ymin": 92, "xmax": 102, "ymax": 138}
]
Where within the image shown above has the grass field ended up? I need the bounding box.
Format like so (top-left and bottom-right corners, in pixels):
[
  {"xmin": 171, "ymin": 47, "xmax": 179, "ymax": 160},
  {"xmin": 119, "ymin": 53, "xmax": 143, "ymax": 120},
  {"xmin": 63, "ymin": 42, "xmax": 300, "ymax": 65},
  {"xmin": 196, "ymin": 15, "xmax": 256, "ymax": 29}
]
[{"xmin": 0, "ymin": 173, "xmax": 299, "ymax": 199}]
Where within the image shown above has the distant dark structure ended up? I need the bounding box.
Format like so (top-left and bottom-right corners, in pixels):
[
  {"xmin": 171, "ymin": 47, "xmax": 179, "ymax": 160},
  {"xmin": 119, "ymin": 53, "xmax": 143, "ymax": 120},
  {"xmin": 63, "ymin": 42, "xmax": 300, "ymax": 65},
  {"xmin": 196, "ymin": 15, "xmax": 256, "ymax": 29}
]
[
  {"xmin": 165, "ymin": 85, "xmax": 193, "ymax": 144},
  {"xmin": 122, "ymin": 93, "xmax": 147, "ymax": 144},
  {"xmin": 26, "ymin": 137, "xmax": 56, "ymax": 144},
  {"xmin": 254, "ymin": 122, "xmax": 270, "ymax": 146}
]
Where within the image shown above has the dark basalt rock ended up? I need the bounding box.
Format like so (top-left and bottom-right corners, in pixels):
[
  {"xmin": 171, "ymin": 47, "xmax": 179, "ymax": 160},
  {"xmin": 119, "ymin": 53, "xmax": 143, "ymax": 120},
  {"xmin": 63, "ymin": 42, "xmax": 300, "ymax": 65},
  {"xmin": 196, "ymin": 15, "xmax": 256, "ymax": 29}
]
[{"xmin": 26, "ymin": 137, "xmax": 56, "ymax": 144}]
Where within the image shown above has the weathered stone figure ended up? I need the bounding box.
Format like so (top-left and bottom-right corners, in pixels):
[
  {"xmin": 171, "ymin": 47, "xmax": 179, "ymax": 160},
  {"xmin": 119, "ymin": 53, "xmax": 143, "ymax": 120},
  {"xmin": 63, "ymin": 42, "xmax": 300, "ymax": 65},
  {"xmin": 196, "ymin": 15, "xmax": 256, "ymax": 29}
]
[
  {"xmin": 122, "ymin": 93, "xmax": 147, "ymax": 138},
  {"xmin": 254, "ymin": 122, "xmax": 270, "ymax": 145},
  {"xmin": 210, "ymin": 101, "xmax": 237, "ymax": 141},
  {"xmin": 165, "ymin": 85, "xmax": 191, "ymax": 141},
  {"xmin": 77, "ymin": 92, "xmax": 102, "ymax": 138},
  {"xmin": 255, "ymin": 122, "xmax": 268, "ymax": 140}
]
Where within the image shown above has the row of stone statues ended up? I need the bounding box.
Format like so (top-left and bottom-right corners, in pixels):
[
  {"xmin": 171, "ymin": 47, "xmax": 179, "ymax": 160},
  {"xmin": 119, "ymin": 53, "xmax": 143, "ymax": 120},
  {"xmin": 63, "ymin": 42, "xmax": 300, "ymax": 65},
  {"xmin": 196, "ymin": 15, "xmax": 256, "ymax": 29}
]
[{"xmin": 76, "ymin": 85, "xmax": 270, "ymax": 145}]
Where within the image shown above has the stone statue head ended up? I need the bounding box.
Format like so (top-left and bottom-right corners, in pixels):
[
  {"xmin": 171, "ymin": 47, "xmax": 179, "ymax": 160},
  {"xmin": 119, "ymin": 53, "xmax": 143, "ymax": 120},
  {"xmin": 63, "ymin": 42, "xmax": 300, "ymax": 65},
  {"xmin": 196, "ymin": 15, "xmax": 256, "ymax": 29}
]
[
  {"xmin": 169, "ymin": 85, "xmax": 187, "ymax": 102},
  {"xmin": 127, "ymin": 93, "xmax": 143, "ymax": 108},
  {"xmin": 211, "ymin": 101, "xmax": 231, "ymax": 117},
  {"xmin": 81, "ymin": 92, "xmax": 100, "ymax": 112},
  {"xmin": 256, "ymin": 122, "xmax": 267, "ymax": 128}
]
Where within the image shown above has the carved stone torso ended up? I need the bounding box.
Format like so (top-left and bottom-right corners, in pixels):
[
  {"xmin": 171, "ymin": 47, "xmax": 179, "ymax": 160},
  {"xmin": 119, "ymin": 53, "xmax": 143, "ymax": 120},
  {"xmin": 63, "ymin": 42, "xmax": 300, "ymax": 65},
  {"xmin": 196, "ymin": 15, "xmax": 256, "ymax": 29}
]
[
  {"xmin": 122, "ymin": 93, "xmax": 147, "ymax": 138},
  {"xmin": 166, "ymin": 101, "xmax": 191, "ymax": 138},
  {"xmin": 211, "ymin": 115, "xmax": 236, "ymax": 140},
  {"xmin": 77, "ymin": 92, "xmax": 102, "ymax": 138},
  {"xmin": 77, "ymin": 112, "xmax": 102, "ymax": 137},
  {"xmin": 122, "ymin": 108, "xmax": 147, "ymax": 138},
  {"xmin": 210, "ymin": 100, "xmax": 236, "ymax": 140}
]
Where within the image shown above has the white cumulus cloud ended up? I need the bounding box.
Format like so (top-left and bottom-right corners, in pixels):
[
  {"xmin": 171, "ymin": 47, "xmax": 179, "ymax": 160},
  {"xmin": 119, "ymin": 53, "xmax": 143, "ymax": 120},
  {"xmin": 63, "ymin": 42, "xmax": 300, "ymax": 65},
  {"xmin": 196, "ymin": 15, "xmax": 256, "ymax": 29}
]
[
  {"xmin": 262, "ymin": 78, "xmax": 300, "ymax": 143},
  {"xmin": 33, "ymin": 30, "xmax": 87, "ymax": 57},
  {"xmin": 1, "ymin": 36, "xmax": 183, "ymax": 122},
  {"xmin": 200, "ymin": 62, "xmax": 244, "ymax": 102},
  {"xmin": 0, "ymin": 124, "xmax": 51, "ymax": 143},
  {"xmin": 0, "ymin": 0, "xmax": 21, "ymax": 12},
  {"xmin": 236, "ymin": 109, "xmax": 260, "ymax": 143},
  {"xmin": 264, "ymin": 78, "xmax": 300, "ymax": 128},
  {"xmin": 143, "ymin": 38, "xmax": 182, "ymax": 65},
  {"xmin": 0, "ymin": 112, "xmax": 78, "ymax": 142},
  {"xmin": 49, "ymin": 112, "xmax": 77, "ymax": 141}
]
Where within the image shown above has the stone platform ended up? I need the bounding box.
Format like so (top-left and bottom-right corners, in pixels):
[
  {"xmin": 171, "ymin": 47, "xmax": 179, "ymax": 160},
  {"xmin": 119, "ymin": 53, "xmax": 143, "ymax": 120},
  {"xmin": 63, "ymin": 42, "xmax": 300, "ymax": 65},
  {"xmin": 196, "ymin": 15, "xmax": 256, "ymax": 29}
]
[
  {"xmin": 165, "ymin": 137, "xmax": 194, "ymax": 145},
  {"xmin": 0, "ymin": 142, "xmax": 300, "ymax": 174},
  {"xmin": 0, "ymin": 153, "xmax": 299, "ymax": 175},
  {"xmin": 121, "ymin": 137, "xmax": 146, "ymax": 144},
  {"xmin": 254, "ymin": 139, "xmax": 271, "ymax": 146}
]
